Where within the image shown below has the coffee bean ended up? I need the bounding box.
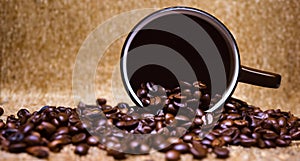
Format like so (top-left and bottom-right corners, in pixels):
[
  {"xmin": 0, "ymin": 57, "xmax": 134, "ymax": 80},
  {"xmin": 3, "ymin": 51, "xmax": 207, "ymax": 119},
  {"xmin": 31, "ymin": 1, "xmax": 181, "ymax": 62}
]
[
  {"xmin": 0, "ymin": 121, "xmax": 5, "ymax": 129},
  {"xmin": 87, "ymin": 136, "xmax": 99, "ymax": 146},
  {"xmin": 182, "ymin": 133, "xmax": 194, "ymax": 142},
  {"xmin": 1, "ymin": 81, "xmax": 300, "ymax": 161},
  {"xmin": 227, "ymin": 114, "xmax": 242, "ymax": 120},
  {"xmin": 233, "ymin": 120, "xmax": 248, "ymax": 127},
  {"xmin": 173, "ymin": 143, "xmax": 189, "ymax": 153},
  {"xmin": 96, "ymin": 98, "xmax": 107, "ymax": 106},
  {"xmin": 213, "ymin": 147, "xmax": 229, "ymax": 158},
  {"xmin": 262, "ymin": 133, "xmax": 278, "ymax": 140},
  {"xmin": 220, "ymin": 119, "xmax": 234, "ymax": 128},
  {"xmin": 278, "ymin": 117, "xmax": 287, "ymax": 127},
  {"xmin": 240, "ymin": 138, "xmax": 256, "ymax": 147},
  {"xmin": 166, "ymin": 150, "xmax": 180, "ymax": 161},
  {"xmin": 26, "ymin": 146, "xmax": 49, "ymax": 158},
  {"xmin": 257, "ymin": 139, "xmax": 266, "ymax": 148},
  {"xmin": 17, "ymin": 109, "xmax": 31, "ymax": 118},
  {"xmin": 8, "ymin": 132, "xmax": 24, "ymax": 143},
  {"xmin": 201, "ymin": 139, "xmax": 212, "ymax": 146},
  {"xmin": 48, "ymin": 140, "xmax": 64, "ymax": 152},
  {"xmin": 141, "ymin": 97, "xmax": 151, "ymax": 107},
  {"xmin": 211, "ymin": 138, "xmax": 225, "ymax": 147},
  {"xmin": 264, "ymin": 140, "xmax": 276, "ymax": 148},
  {"xmin": 275, "ymin": 138, "xmax": 289, "ymax": 147},
  {"xmin": 75, "ymin": 143, "xmax": 89, "ymax": 155},
  {"xmin": 40, "ymin": 121, "xmax": 56, "ymax": 135},
  {"xmin": 200, "ymin": 94, "xmax": 210, "ymax": 106},
  {"xmin": 291, "ymin": 131, "xmax": 300, "ymax": 140},
  {"xmin": 8, "ymin": 143, "xmax": 26, "ymax": 153},
  {"xmin": 72, "ymin": 133, "xmax": 86, "ymax": 144},
  {"xmin": 107, "ymin": 149, "xmax": 126, "ymax": 159},
  {"xmin": 137, "ymin": 89, "xmax": 148, "ymax": 98},
  {"xmin": 204, "ymin": 133, "xmax": 216, "ymax": 141},
  {"xmin": 221, "ymin": 128, "xmax": 235, "ymax": 136},
  {"xmin": 251, "ymin": 132, "xmax": 261, "ymax": 139},
  {"xmin": 193, "ymin": 81, "xmax": 207, "ymax": 89},
  {"xmin": 0, "ymin": 107, "xmax": 4, "ymax": 116},
  {"xmin": 117, "ymin": 103, "xmax": 129, "ymax": 114},
  {"xmin": 220, "ymin": 135, "xmax": 232, "ymax": 143},
  {"xmin": 225, "ymin": 103, "xmax": 236, "ymax": 110},
  {"xmin": 20, "ymin": 123, "xmax": 34, "ymax": 134}
]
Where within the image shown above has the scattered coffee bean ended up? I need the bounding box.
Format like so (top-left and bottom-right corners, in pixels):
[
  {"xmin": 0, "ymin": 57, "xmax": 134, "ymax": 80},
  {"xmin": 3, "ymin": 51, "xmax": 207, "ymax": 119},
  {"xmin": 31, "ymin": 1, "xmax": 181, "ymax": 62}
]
[
  {"xmin": 0, "ymin": 80, "xmax": 299, "ymax": 161},
  {"xmin": 0, "ymin": 107, "xmax": 4, "ymax": 116},
  {"xmin": 213, "ymin": 147, "xmax": 229, "ymax": 158},
  {"xmin": 26, "ymin": 146, "xmax": 49, "ymax": 158},
  {"xmin": 74, "ymin": 143, "xmax": 89, "ymax": 155},
  {"xmin": 166, "ymin": 150, "xmax": 180, "ymax": 161},
  {"xmin": 87, "ymin": 136, "xmax": 99, "ymax": 146}
]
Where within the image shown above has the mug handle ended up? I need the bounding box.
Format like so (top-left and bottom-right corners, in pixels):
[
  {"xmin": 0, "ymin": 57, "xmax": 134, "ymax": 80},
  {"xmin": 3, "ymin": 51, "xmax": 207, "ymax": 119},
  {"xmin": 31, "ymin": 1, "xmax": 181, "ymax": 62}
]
[{"xmin": 238, "ymin": 66, "xmax": 281, "ymax": 88}]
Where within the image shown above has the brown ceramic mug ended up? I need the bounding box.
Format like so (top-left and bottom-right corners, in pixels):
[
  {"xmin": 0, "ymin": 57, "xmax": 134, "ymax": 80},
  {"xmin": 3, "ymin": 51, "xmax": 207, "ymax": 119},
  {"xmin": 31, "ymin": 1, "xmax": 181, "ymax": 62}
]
[{"xmin": 120, "ymin": 6, "xmax": 281, "ymax": 111}]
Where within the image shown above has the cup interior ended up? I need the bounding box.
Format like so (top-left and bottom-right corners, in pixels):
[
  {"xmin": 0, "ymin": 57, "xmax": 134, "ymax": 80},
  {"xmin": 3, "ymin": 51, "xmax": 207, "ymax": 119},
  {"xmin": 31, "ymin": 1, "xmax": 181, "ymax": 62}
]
[{"xmin": 121, "ymin": 7, "xmax": 240, "ymax": 107}]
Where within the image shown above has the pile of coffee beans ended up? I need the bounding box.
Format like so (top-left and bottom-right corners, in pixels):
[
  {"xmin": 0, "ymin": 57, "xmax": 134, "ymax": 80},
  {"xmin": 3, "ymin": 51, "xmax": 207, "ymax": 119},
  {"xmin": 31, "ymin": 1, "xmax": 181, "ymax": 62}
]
[{"xmin": 0, "ymin": 81, "xmax": 299, "ymax": 160}]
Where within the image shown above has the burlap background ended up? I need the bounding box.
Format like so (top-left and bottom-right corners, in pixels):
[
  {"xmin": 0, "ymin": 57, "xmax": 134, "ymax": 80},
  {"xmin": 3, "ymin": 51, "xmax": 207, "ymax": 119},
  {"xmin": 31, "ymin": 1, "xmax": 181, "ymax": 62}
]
[{"xmin": 0, "ymin": 0, "xmax": 299, "ymax": 160}]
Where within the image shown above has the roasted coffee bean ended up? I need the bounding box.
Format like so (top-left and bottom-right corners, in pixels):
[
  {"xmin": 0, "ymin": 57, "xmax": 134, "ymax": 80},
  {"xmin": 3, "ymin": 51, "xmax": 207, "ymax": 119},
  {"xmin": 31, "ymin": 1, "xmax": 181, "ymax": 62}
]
[
  {"xmin": 182, "ymin": 133, "xmax": 194, "ymax": 142},
  {"xmin": 0, "ymin": 121, "xmax": 5, "ymax": 129},
  {"xmin": 262, "ymin": 133, "xmax": 278, "ymax": 140},
  {"xmin": 278, "ymin": 117, "xmax": 287, "ymax": 127},
  {"xmin": 107, "ymin": 149, "xmax": 126, "ymax": 159},
  {"xmin": 40, "ymin": 121, "xmax": 56, "ymax": 135},
  {"xmin": 1, "ymin": 82, "xmax": 300, "ymax": 161},
  {"xmin": 264, "ymin": 140, "xmax": 276, "ymax": 148},
  {"xmin": 56, "ymin": 127, "xmax": 69, "ymax": 135},
  {"xmin": 240, "ymin": 138, "xmax": 256, "ymax": 147},
  {"xmin": 141, "ymin": 97, "xmax": 151, "ymax": 107},
  {"xmin": 191, "ymin": 141, "xmax": 207, "ymax": 158},
  {"xmin": 193, "ymin": 81, "xmax": 207, "ymax": 89},
  {"xmin": 96, "ymin": 98, "xmax": 107, "ymax": 105},
  {"xmin": 117, "ymin": 103, "xmax": 129, "ymax": 114},
  {"xmin": 87, "ymin": 136, "xmax": 99, "ymax": 146},
  {"xmin": 211, "ymin": 138, "xmax": 225, "ymax": 147},
  {"xmin": 275, "ymin": 138, "xmax": 289, "ymax": 147},
  {"xmin": 220, "ymin": 119, "xmax": 234, "ymax": 128},
  {"xmin": 26, "ymin": 146, "xmax": 49, "ymax": 158},
  {"xmin": 8, "ymin": 132, "xmax": 24, "ymax": 143},
  {"xmin": 20, "ymin": 123, "xmax": 35, "ymax": 134},
  {"xmin": 52, "ymin": 134, "xmax": 70, "ymax": 141},
  {"xmin": 213, "ymin": 147, "xmax": 229, "ymax": 158},
  {"xmin": 74, "ymin": 143, "xmax": 89, "ymax": 155},
  {"xmin": 225, "ymin": 103, "xmax": 236, "ymax": 110},
  {"xmin": 17, "ymin": 109, "xmax": 31, "ymax": 118},
  {"xmin": 0, "ymin": 107, "xmax": 4, "ymax": 116},
  {"xmin": 227, "ymin": 113, "xmax": 242, "ymax": 120},
  {"xmin": 257, "ymin": 139, "xmax": 266, "ymax": 148},
  {"xmin": 166, "ymin": 150, "xmax": 180, "ymax": 161},
  {"xmin": 172, "ymin": 143, "xmax": 189, "ymax": 153},
  {"xmin": 69, "ymin": 126, "xmax": 79, "ymax": 135},
  {"xmin": 291, "ymin": 131, "xmax": 300, "ymax": 140},
  {"xmin": 137, "ymin": 89, "xmax": 148, "ymax": 98},
  {"xmin": 8, "ymin": 143, "xmax": 26, "ymax": 153},
  {"xmin": 72, "ymin": 133, "xmax": 86, "ymax": 144},
  {"xmin": 204, "ymin": 133, "xmax": 216, "ymax": 141},
  {"xmin": 201, "ymin": 139, "xmax": 212, "ymax": 146},
  {"xmin": 200, "ymin": 94, "xmax": 210, "ymax": 106},
  {"xmin": 48, "ymin": 140, "xmax": 64, "ymax": 152},
  {"xmin": 233, "ymin": 120, "xmax": 248, "ymax": 127},
  {"xmin": 220, "ymin": 135, "xmax": 232, "ymax": 143}
]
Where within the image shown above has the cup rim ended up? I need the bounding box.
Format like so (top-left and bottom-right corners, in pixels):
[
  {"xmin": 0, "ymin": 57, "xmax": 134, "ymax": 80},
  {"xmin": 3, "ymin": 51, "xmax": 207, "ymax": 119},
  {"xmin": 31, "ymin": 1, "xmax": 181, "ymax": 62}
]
[{"xmin": 121, "ymin": 6, "xmax": 240, "ymax": 110}]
